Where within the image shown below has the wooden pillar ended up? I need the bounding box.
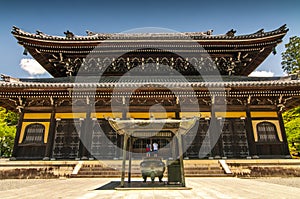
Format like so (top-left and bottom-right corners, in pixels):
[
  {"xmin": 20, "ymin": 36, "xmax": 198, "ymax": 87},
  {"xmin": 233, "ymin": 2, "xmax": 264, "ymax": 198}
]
[
  {"xmin": 119, "ymin": 105, "xmax": 127, "ymax": 159},
  {"xmin": 81, "ymin": 103, "xmax": 92, "ymax": 159},
  {"xmin": 128, "ymin": 136, "xmax": 132, "ymax": 183},
  {"xmin": 120, "ymin": 134, "xmax": 129, "ymax": 187},
  {"xmin": 277, "ymin": 109, "xmax": 290, "ymax": 156},
  {"xmin": 245, "ymin": 105, "xmax": 257, "ymax": 156},
  {"xmin": 173, "ymin": 100, "xmax": 180, "ymax": 160},
  {"xmin": 209, "ymin": 101, "xmax": 221, "ymax": 157},
  {"xmin": 43, "ymin": 100, "xmax": 56, "ymax": 160},
  {"xmin": 177, "ymin": 133, "xmax": 185, "ymax": 187},
  {"xmin": 171, "ymin": 137, "xmax": 177, "ymax": 160},
  {"xmin": 11, "ymin": 108, "xmax": 24, "ymax": 159}
]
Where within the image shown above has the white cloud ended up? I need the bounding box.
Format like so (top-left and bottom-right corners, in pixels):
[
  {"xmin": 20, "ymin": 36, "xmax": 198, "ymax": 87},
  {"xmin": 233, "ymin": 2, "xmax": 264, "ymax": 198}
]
[
  {"xmin": 20, "ymin": 58, "xmax": 47, "ymax": 76},
  {"xmin": 248, "ymin": 70, "xmax": 274, "ymax": 77}
]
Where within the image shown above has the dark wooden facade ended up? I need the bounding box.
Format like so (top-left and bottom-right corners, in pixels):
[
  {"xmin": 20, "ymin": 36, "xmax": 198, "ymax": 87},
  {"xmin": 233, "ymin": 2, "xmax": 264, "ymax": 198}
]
[{"xmin": 1, "ymin": 25, "xmax": 299, "ymax": 160}]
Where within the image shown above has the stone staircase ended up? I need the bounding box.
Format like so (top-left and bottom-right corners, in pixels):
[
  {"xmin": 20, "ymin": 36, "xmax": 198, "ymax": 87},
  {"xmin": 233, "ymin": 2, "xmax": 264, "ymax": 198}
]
[
  {"xmin": 72, "ymin": 160, "xmax": 141, "ymax": 178},
  {"xmin": 71, "ymin": 160, "xmax": 231, "ymax": 178},
  {"xmin": 226, "ymin": 159, "xmax": 300, "ymax": 177},
  {"xmin": 184, "ymin": 160, "xmax": 231, "ymax": 177}
]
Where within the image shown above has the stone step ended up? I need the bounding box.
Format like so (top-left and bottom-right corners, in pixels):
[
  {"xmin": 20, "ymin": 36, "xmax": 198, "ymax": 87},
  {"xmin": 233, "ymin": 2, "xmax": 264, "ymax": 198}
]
[
  {"xmin": 185, "ymin": 170, "xmax": 224, "ymax": 174},
  {"xmin": 185, "ymin": 173, "xmax": 232, "ymax": 177},
  {"xmin": 71, "ymin": 174, "xmax": 142, "ymax": 178},
  {"xmin": 78, "ymin": 171, "xmax": 141, "ymax": 175},
  {"xmin": 74, "ymin": 171, "xmax": 227, "ymax": 178},
  {"xmin": 184, "ymin": 166, "xmax": 222, "ymax": 170},
  {"xmin": 72, "ymin": 173, "xmax": 231, "ymax": 178},
  {"xmin": 72, "ymin": 160, "xmax": 230, "ymax": 178},
  {"xmin": 78, "ymin": 168, "xmax": 141, "ymax": 172}
]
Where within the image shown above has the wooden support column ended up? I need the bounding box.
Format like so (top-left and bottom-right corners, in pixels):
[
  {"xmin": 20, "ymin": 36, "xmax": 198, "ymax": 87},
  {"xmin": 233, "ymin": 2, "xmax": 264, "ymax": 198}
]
[
  {"xmin": 277, "ymin": 108, "xmax": 290, "ymax": 156},
  {"xmin": 119, "ymin": 102, "xmax": 127, "ymax": 159},
  {"xmin": 43, "ymin": 99, "xmax": 56, "ymax": 160},
  {"xmin": 81, "ymin": 103, "xmax": 92, "ymax": 160},
  {"xmin": 11, "ymin": 108, "xmax": 24, "ymax": 160},
  {"xmin": 209, "ymin": 96, "xmax": 221, "ymax": 157},
  {"xmin": 128, "ymin": 136, "xmax": 132, "ymax": 183},
  {"xmin": 177, "ymin": 133, "xmax": 185, "ymax": 187},
  {"xmin": 245, "ymin": 105, "xmax": 257, "ymax": 156},
  {"xmin": 173, "ymin": 98, "xmax": 180, "ymax": 159},
  {"xmin": 171, "ymin": 138, "xmax": 177, "ymax": 160},
  {"xmin": 120, "ymin": 133, "xmax": 129, "ymax": 187}
]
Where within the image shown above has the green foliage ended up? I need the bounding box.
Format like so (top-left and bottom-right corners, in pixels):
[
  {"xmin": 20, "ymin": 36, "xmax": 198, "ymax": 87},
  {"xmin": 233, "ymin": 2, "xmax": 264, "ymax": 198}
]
[
  {"xmin": 281, "ymin": 36, "xmax": 300, "ymax": 74},
  {"xmin": 0, "ymin": 107, "xmax": 18, "ymax": 157},
  {"xmin": 283, "ymin": 106, "xmax": 300, "ymax": 156}
]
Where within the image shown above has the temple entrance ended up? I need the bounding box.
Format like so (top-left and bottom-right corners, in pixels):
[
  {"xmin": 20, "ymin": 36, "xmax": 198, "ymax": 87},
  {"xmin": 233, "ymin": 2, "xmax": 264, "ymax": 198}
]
[
  {"xmin": 52, "ymin": 119, "xmax": 81, "ymax": 159},
  {"xmin": 131, "ymin": 131, "xmax": 173, "ymax": 159},
  {"xmin": 211, "ymin": 118, "xmax": 249, "ymax": 158},
  {"xmin": 221, "ymin": 119, "xmax": 249, "ymax": 158}
]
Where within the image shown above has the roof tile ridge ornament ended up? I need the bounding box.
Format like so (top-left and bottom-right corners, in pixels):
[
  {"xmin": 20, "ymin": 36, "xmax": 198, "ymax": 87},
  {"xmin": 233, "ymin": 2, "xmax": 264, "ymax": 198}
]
[
  {"xmin": 64, "ymin": 30, "xmax": 75, "ymax": 38},
  {"xmin": 185, "ymin": 30, "xmax": 214, "ymax": 36},
  {"xmin": 86, "ymin": 30, "xmax": 103, "ymax": 37},
  {"xmin": 253, "ymin": 29, "xmax": 265, "ymax": 35},
  {"xmin": 36, "ymin": 30, "xmax": 51, "ymax": 37},
  {"xmin": 225, "ymin": 29, "xmax": 237, "ymax": 37},
  {"xmin": 12, "ymin": 25, "xmax": 288, "ymax": 41},
  {"xmin": 11, "ymin": 26, "xmax": 26, "ymax": 35},
  {"xmin": 0, "ymin": 74, "xmax": 20, "ymax": 83},
  {"xmin": 278, "ymin": 24, "xmax": 288, "ymax": 32},
  {"xmin": 266, "ymin": 24, "xmax": 289, "ymax": 36}
]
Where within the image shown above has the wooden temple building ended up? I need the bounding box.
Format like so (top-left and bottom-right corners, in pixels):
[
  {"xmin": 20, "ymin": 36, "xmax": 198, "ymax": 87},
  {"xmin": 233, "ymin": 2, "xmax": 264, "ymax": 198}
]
[{"xmin": 1, "ymin": 25, "xmax": 300, "ymax": 160}]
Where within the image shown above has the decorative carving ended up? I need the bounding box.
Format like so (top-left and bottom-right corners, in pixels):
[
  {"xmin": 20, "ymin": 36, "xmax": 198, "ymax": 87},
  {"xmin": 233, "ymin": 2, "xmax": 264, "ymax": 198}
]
[
  {"xmin": 95, "ymin": 99, "xmax": 112, "ymax": 106},
  {"xmin": 128, "ymin": 98, "xmax": 174, "ymax": 106},
  {"xmin": 250, "ymin": 97, "xmax": 277, "ymax": 105},
  {"xmin": 57, "ymin": 99, "xmax": 72, "ymax": 106},
  {"xmin": 64, "ymin": 30, "xmax": 74, "ymax": 38},
  {"xmin": 42, "ymin": 51, "xmax": 262, "ymax": 76},
  {"xmin": 254, "ymin": 29, "xmax": 264, "ymax": 34},
  {"xmin": 226, "ymin": 29, "xmax": 236, "ymax": 37},
  {"xmin": 27, "ymin": 99, "xmax": 51, "ymax": 107},
  {"xmin": 36, "ymin": 30, "xmax": 50, "ymax": 37},
  {"xmin": 283, "ymin": 97, "xmax": 293, "ymax": 104},
  {"xmin": 73, "ymin": 99, "xmax": 86, "ymax": 106},
  {"xmin": 86, "ymin": 30, "xmax": 96, "ymax": 36},
  {"xmin": 226, "ymin": 98, "xmax": 245, "ymax": 105},
  {"xmin": 49, "ymin": 54, "xmax": 83, "ymax": 76},
  {"xmin": 215, "ymin": 97, "xmax": 226, "ymax": 105},
  {"xmin": 279, "ymin": 24, "xmax": 287, "ymax": 31},
  {"xmin": 199, "ymin": 98, "xmax": 211, "ymax": 106}
]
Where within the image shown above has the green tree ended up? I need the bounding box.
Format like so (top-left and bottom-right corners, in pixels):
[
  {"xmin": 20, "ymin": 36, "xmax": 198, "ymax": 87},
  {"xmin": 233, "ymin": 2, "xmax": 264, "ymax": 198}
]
[
  {"xmin": 283, "ymin": 106, "xmax": 300, "ymax": 157},
  {"xmin": 281, "ymin": 36, "xmax": 300, "ymax": 74},
  {"xmin": 0, "ymin": 107, "xmax": 18, "ymax": 157}
]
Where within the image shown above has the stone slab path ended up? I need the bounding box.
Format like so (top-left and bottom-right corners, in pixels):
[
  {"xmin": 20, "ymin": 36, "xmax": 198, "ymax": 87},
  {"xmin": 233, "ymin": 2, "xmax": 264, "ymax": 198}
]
[{"xmin": 0, "ymin": 177, "xmax": 299, "ymax": 199}]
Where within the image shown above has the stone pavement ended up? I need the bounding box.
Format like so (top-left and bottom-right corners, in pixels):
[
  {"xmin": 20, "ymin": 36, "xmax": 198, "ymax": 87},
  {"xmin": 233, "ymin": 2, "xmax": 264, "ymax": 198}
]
[{"xmin": 0, "ymin": 177, "xmax": 300, "ymax": 199}]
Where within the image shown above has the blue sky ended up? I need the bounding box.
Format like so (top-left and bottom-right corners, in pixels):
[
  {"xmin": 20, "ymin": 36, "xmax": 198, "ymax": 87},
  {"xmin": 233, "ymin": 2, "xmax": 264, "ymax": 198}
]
[{"xmin": 0, "ymin": 0, "xmax": 299, "ymax": 78}]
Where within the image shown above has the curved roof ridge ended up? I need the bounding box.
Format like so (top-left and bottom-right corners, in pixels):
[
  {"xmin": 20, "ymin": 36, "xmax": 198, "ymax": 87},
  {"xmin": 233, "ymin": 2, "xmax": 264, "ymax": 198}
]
[
  {"xmin": 11, "ymin": 25, "xmax": 288, "ymax": 41},
  {"xmin": 1, "ymin": 77, "xmax": 300, "ymax": 88}
]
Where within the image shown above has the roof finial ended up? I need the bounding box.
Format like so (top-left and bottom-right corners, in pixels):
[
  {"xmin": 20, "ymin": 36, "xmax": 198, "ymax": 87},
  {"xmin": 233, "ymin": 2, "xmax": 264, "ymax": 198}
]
[
  {"xmin": 279, "ymin": 24, "xmax": 287, "ymax": 31},
  {"xmin": 86, "ymin": 30, "xmax": 96, "ymax": 36},
  {"xmin": 226, "ymin": 29, "xmax": 236, "ymax": 37},
  {"xmin": 254, "ymin": 29, "xmax": 264, "ymax": 34},
  {"xmin": 12, "ymin": 26, "xmax": 21, "ymax": 33},
  {"xmin": 64, "ymin": 30, "xmax": 74, "ymax": 38}
]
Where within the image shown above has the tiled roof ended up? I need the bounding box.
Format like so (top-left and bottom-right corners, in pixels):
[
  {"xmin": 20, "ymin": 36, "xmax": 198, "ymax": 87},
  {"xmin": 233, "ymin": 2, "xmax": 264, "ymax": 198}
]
[
  {"xmin": 12, "ymin": 25, "xmax": 288, "ymax": 41},
  {"xmin": 1, "ymin": 76, "xmax": 299, "ymax": 88},
  {"xmin": 11, "ymin": 25, "xmax": 288, "ymax": 78}
]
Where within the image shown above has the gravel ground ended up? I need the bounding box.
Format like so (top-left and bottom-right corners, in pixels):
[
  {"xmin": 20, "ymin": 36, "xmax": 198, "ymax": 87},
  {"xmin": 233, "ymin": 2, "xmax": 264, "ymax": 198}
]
[
  {"xmin": 251, "ymin": 177, "xmax": 300, "ymax": 188},
  {"xmin": 0, "ymin": 179, "xmax": 56, "ymax": 191}
]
